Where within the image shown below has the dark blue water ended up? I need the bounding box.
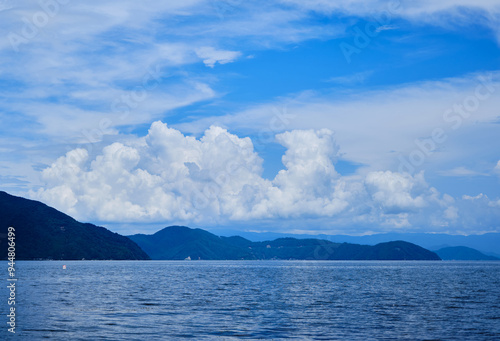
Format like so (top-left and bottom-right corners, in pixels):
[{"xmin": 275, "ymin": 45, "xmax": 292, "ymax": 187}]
[{"xmin": 1, "ymin": 261, "xmax": 499, "ymax": 340}]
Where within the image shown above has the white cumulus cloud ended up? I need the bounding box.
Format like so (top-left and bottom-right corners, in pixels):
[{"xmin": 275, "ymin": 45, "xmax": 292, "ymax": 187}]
[
  {"xmin": 365, "ymin": 171, "xmax": 429, "ymax": 214},
  {"xmin": 31, "ymin": 121, "xmax": 265, "ymax": 223},
  {"xmin": 31, "ymin": 124, "xmax": 345, "ymax": 222},
  {"xmin": 30, "ymin": 121, "xmax": 461, "ymax": 233}
]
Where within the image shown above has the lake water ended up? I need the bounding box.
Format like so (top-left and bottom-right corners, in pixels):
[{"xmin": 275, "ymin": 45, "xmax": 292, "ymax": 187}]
[{"xmin": 1, "ymin": 261, "xmax": 499, "ymax": 340}]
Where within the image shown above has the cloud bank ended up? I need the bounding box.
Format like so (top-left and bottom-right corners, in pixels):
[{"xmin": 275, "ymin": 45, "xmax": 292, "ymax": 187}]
[{"xmin": 30, "ymin": 121, "xmax": 467, "ymax": 233}]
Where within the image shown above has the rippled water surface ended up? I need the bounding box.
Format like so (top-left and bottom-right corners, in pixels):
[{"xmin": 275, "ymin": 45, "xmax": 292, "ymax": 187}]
[{"xmin": 2, "ymin": 261, "xmax": 500, "ymax": 340}]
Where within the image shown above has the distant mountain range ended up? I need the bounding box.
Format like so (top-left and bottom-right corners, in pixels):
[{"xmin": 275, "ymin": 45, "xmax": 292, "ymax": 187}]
[
  {"xmin": 0, "ymin": 191, "xmax": 149, "ymax": 260},
  {"xmin": 210, "ymin": 229, "xmax": 500, "ymax": 258},
  {"xmin": 128, "ymin": 226, "xmax": 441, "ymax": 260},
  {"xmin": 1, "ymin": 190, "xmax": 496, "ymax": 261},
  {"xmin": 435, "ymin": 246, "xmax": 500, "ymax": 261}
]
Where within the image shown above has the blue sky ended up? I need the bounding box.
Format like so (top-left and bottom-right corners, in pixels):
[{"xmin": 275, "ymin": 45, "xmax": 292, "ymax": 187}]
[{"xmin": 1, "ymin": 0, "xmax": 499, "ymax": 235}]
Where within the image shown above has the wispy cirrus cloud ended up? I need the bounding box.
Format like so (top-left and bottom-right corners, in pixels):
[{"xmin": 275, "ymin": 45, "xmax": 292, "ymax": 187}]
[
  {"xmin": 438, "ymin": 167, "xmax": 489, "ymax": 177},
  {"xmin": 281, "ymin": 0, "xmax": 500, "ymax": 45},
  {"xmin": 325, "ymin": 71, "xmax": 374, "ymax": 85},
  {"xmin": 176, "ymin": 71, "xmax": 500, "ymax": 174},
  {"xmin": 195, "ymin": 47, "xmax": 242, "ymax": 68},
  {"xmin": 0, "ymin": 0, "xmax": 343, "ymax": 144}
]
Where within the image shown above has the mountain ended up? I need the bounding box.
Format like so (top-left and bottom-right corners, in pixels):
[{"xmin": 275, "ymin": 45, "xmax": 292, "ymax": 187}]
[
  {"xmin": 128, "ymin": 226, "xmax": 252, "ymax": 260},
  {"xmin": 435, "ymin": 246, "xmax": 500, "ymax": 261},
  {"xmin": 0, "ymin": 191, "xmax": 149, "ymax": 260},
  {"xmin": 128, "ymin": 226, "xmax": 441, "ymax": 260},
  {"xmin": 211, "ymin": 229, "xmax": 500, "ymax": 257}
]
